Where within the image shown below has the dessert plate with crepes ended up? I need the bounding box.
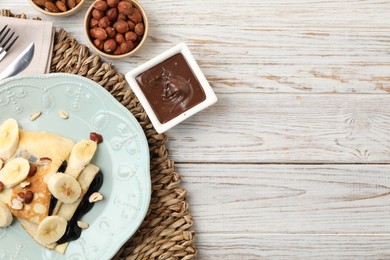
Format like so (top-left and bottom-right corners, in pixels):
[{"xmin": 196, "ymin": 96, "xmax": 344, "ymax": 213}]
[{"xmin": 0, "ymin": 74, "xmax": 150, "ymax": 260}]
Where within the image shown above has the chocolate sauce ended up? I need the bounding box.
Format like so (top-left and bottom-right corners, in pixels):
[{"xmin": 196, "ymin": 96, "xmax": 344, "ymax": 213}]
[
  {"xmin": 136, "ymin": 53, "xmax": 206, "ymax": 124},
  {"xmin": 58, "ymin": 160, "xmax": 67, "ymax": 173},
  {"xmin": 56, "ymin": 171, "xmax": 104, "ymax": 244}
]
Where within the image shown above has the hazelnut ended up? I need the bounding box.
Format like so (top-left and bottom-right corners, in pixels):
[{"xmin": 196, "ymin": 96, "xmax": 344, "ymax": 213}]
[
  {"xmin": 128, "ymin": 7, "xmax": 143, "ymax": 23},
  {"xmin": 113, "ymin": 47, "xmax": 122, "ymax": 55},
  {"xmin": 125, "ymin": 31, "xmax": 137, "ymax": 42},
  {"xmin": 94, "ymin": 28, "xmax": 108, "ymax": 41},
  {"xmin": 92, "ymin": 9, "xmax": 104, "ymax": 20},
  {"xmin": 90, "ymin": 18, "xmax": 99, "ymax": 28},
  {"xmin": 114, "ymin": 20, "xmax": 129, "ymax": 34},
  {"xmin": 55, "ymin": 1, "xmax": 67, "ymax": 12},
  {"xmin": 93, "ymin": 0, "xmax": 108, "ymax": 11},
  {"xmin": 106, "ymin": 27, "xmax": 116, "ymax": 38},
  {"xmin": 134, "ymin": 23, "xmax": 144, "ymax": 36},
  {"xmin": 107, "ymin": 0, "xmax": 119, "ymax": 7},
  {"xmin": 67, "ymin": 0, "xmax": 76, "ymax": 9},
  {"xmin": 94, "ymin": 39, "xmax": 104, "ymax": 50},
  {"xmin": 98, "ymin": 16, "xmax": 111, "ymax": 28},
  {"xmin": 24, "ymin": 191, "xmax": 34, "ymax": 204},
  {"xmin": 104, "ymin": 39, "xmax": 117, "ymax": 53},
  {"xmin": 118, "ymin": 1, "xmax": 133, "ymax": 15},
  {"xmin": 28, "ymin": 164, "xmax": 37, "ymax": 177},
  {"xmin": 106, "ymin": 8, "xmax": 118, "ymax": 21},
  {"xmin": 115, "ymin": 33, "xmax": 125, "ymax": 44},
  {"xmin": 90, "ymin": 132, "xmax": 103, "ymax": 143},
  {"xmin": 90, "ymin": 28, "xmax": 98, "ymax": 38},
  {"xmin": 45, "ymin": 1, "xmax": 60, "ymax": 12},
  {"xmin": 126, "ymin": 20, "xmax": 135, "ymax": 31},
  {"xmin": 117, "ymin": 13, "xmax": 127, "ymax": 21},
  {"xmin": 120, "ymin": 41, "xmax": 134, "ymax": 53},
  {"xmin": 33, "ymin": 0, "xmax": 46, "ymax": 7}
]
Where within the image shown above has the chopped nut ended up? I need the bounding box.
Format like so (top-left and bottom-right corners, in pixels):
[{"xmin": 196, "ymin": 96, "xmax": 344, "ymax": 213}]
[
  {"xmin": 30, "ymin": 111, "xmax": 42, "ymax": 121},
  {"xmin": 20, "ymin": 181, "xmax": 31, "ymax": 188},
  {"xmin": 0, "ymin": 158, "xmax": 4, "ymax": 170},
  {"xmin": 11, "ymin": 198, "xmax": 23, "ymax": 210},
  {"xmin": 0, "ymin": 181, "xmax": 4, "ymax": 191},
  {"xmin": 77, "ymin": 221, "xmax": 89, "ymax": 229},
  {"xmin": 89, "ymin": 192, "xmax": 103, "ymax": 203},
  {"xmin": 17, "ymin": 192, "xmax": 25, "ymax": 201},
  {"xmin": 90, "ymin": 132, "xmax": 103, "ymax": 144},
  {"xmin": 58, "ymin": 110, "xmax": 69, "ymax": 119},
  {"xmin": 37, "ymin": 157, "xmax": 52, "ymax": 166}
]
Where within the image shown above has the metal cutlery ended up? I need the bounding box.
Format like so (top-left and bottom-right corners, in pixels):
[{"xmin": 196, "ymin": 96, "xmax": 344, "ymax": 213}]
[
  {"xmin": 0, "ymin": 24, "xmax": 19, "ymax": 62},
  {"xmin": 0, "ymin": 42, "xmax": 34, "ymax": 81}
]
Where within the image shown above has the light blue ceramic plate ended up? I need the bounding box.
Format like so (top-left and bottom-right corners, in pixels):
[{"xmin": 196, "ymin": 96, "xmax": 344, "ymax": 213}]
[{"xmin": 0, "ymin": 73, "xmax": 151, "ymax": 260}]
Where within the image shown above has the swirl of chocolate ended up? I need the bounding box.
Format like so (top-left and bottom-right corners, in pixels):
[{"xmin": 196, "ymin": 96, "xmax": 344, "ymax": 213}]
[{"xmin": 136, "ymin": 53, "xmax": 206, "ymax": 123}]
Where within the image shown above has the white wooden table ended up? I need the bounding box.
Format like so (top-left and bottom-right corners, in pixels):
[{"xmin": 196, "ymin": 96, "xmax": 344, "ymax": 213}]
[{"xmin": 3, "ymin": 1, "xmax": 390, "ymax": 259}]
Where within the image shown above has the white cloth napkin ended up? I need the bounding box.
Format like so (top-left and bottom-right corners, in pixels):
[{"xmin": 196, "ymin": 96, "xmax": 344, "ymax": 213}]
[{"xmin": 0, "ymin": 16, "xmax": 55, "ymax": 74}]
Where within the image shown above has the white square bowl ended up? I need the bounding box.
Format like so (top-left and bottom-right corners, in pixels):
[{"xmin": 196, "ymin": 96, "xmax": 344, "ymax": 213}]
[{"xmin": 125, "ymin": 43, "xmax": 218, "ymax": 133}]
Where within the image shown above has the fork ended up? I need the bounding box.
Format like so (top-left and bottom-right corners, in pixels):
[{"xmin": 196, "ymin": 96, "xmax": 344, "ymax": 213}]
[{"xmin": 0, "ymin": 25, "xmax": 19, "ymax": 62}]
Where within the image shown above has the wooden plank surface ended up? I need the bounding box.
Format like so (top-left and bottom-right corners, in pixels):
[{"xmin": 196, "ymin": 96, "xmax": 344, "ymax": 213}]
[
  {"xmin": 196, "ymin": 234, "xmax": 390, "ymax": 259},
  {"xmin": 179, "ymin": 164, "xmax": 390, "ymax": 234},
  {"xmin": 4, "ymin": 1, "xmax": 390, "ymax": 94},
  {"xmin": 169, "ymin": 94, "xmax": 390, "ymax": 163}
]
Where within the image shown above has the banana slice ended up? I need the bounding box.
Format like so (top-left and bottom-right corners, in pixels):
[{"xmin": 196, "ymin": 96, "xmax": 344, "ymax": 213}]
[
  {"xmin": 47, "ymin": 174, "xmax": 81, "ymax": 204},
  {"xmin": 0, "ymin": 157, "xmax": 30, "ymax": 188},
  {"xmin": 0, "ymin": 118, "xmax": 19, "ymax": 160},
  {"xmin": 0, "ymin": 202, "xmax": 13, "ymax": 227},
  {"xmin": 36, "ymin": 216, "xmax": 67, "ymax": 245},
  {"xmin": 65, "ymin": 140, "xmax": 97, "ymax": 179}
]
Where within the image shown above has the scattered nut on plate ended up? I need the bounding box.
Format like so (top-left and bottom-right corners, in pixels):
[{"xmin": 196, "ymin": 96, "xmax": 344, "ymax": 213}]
[
  {"xmin": 20, "ymin": 181, "xmax": 31, "ymax": 189},
  {"xmin": 89, "ymin": 192, "xmax": 103, "ymax": 203},
  {"xmin": 11, "ymin": 198, "xmax": 23, "ymax": 210},
  {"xmin": 90, "ymin": 132, "xmax": 103, "ymax": 144},
  {"xmin": 30, "ymin": 111, "xmax": 42, "ymax": 121},
  {"xmin": 77, "ymin": 220, "xmax": 89, "ymax": 229},
  {"xmin": 58, "ymin": 110, "xmax": 69, "ymax": 119}
]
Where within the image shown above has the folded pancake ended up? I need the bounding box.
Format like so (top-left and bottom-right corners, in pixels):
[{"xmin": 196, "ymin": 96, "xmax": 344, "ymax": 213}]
[
  {"xmin": 10, "ymin": 130, "xmax": 75, "ymax": 224},
  {"xmin": 1, "ymin": 129, "xmax": 102, "ymax": 254},
  {"xmin": 17, "ymin": 163, "xmax": 100, "ymax": 253}
]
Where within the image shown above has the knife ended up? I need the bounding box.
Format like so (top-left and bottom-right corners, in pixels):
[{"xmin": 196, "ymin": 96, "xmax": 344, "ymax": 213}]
[{"xmin": 0, "ymin": 42, "xmax": 35, "ymax": 81}]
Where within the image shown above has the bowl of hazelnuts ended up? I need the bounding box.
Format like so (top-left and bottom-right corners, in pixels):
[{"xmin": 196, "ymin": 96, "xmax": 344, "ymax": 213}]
[
  {"xmin": 28, "ymin": 0, "xmax": 86, "ymax": 16},
  {"xmin": 84, "ymin": 0, "xmax": 148, "ymax": 59}
]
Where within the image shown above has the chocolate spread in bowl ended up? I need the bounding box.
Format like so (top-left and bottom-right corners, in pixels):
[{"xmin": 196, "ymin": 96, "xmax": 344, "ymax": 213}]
[{"xmin": 135, "ymin": 53, "xmax": 206, "ymax": 124}]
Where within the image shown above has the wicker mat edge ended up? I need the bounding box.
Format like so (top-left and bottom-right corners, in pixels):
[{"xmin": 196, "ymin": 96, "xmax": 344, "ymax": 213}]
[{"xmin": 1, "ymin": 9, "xmax": 196, "ymax": 260}]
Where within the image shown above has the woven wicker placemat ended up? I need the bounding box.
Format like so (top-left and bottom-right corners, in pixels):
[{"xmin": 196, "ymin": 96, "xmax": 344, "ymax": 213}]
[{"xmin": 1, "ymin": 9, "xmax": 196, "ymax": 260}]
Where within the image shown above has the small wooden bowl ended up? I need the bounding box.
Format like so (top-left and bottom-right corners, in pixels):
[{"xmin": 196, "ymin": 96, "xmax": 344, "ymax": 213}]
[
  {"xmin": 27, "ymin": 0, "xmax": 86, "ymax": 17},
  {"xmin": 84, "ymin": 0, "xmax": 148, "ymax": 59}
]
